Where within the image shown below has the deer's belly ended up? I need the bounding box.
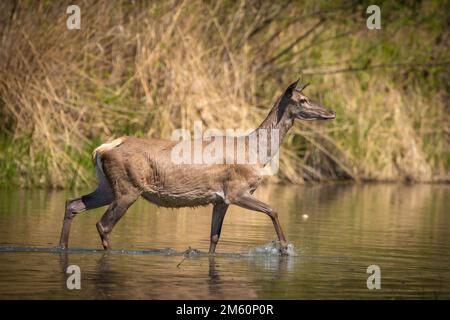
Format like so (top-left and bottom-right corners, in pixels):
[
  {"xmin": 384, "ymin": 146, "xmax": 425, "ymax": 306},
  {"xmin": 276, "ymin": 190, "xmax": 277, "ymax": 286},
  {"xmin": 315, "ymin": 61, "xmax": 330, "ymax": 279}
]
[{"xmin": 141, "ymin": 190, "xmax": 222, "ymax": 208}]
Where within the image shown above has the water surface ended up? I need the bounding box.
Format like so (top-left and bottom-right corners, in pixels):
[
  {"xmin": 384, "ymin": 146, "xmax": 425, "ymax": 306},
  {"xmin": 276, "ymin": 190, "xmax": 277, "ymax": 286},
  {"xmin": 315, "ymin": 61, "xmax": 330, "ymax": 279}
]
[{"xmin": 0, "ymin": 184, "xmax": 449, "ymax": 299}]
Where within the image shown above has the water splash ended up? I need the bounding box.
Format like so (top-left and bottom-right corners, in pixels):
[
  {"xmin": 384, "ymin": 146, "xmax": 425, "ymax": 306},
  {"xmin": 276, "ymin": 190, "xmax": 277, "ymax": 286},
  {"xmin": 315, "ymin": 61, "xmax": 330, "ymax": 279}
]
[{"xmin": 248, "ymin": 240, "xmax": 296, "ymax": 256}]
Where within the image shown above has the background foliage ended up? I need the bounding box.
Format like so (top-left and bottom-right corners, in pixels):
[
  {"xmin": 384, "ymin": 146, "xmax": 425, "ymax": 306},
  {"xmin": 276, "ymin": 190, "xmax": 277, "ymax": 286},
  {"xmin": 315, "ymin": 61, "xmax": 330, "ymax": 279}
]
[{"xmin": 0, "ymin": 0, "xmax": 448, "ymax": 188}]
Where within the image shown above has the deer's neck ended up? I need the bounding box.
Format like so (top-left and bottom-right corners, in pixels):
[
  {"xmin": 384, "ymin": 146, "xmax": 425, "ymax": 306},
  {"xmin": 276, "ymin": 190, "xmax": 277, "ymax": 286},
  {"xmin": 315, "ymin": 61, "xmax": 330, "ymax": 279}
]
[{"xmin": 251, "ymin": 97, "xmax": 294, "ymax": 166}]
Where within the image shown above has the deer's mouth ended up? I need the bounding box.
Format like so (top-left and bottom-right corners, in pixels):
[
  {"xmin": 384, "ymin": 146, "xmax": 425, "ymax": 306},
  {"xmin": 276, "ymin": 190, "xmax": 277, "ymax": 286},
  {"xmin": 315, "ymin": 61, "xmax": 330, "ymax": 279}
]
[
  {"xmin": 319, "ymin": 111, "xmax": 336, "ymax": 120},
  {"xmin": 297, "ymin": 110, "xmax": 336, "ymax": 121}
]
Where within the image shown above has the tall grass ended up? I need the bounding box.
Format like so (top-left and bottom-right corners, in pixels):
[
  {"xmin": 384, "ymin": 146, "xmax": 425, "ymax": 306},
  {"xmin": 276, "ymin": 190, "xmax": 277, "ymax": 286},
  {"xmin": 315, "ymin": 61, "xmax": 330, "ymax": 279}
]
[{"xmin": 0, "ymin": 0, "xmax": 448, "ymax": 188}]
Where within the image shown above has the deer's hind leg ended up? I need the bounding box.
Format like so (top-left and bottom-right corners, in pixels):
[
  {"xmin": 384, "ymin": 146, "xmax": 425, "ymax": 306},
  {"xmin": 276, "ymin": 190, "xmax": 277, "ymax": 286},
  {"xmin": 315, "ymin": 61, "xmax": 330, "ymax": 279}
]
[
  {"xmin": 59, "ymin": 187, "xmax": 113, "ymax": 249},
  {"xmin": 96, "ymin": 192, "xmax": 139, "ymax": 250}
]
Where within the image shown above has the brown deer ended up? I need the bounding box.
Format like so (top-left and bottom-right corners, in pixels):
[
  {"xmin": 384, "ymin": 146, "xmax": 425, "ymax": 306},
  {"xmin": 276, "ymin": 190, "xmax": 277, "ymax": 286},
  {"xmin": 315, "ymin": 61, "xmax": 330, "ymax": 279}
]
[{"xmin": 59, "ymin": 79, "xmax": 335, "ymax": 254}]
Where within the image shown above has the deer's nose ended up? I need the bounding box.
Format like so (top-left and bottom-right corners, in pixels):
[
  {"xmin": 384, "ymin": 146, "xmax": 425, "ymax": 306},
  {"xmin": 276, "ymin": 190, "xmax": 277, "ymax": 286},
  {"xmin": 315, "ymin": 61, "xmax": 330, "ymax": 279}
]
[{"xmin": 322, "ymin": 110, "xmax": 336, "ymax": 119}]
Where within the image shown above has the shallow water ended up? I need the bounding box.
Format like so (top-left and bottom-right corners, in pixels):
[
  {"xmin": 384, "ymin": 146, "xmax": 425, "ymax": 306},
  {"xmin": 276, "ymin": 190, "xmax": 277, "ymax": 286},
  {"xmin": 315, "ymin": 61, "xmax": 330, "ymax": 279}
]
[{"xmin": 0, "ymin": 184, "xmax": 449, "ymax": 299}]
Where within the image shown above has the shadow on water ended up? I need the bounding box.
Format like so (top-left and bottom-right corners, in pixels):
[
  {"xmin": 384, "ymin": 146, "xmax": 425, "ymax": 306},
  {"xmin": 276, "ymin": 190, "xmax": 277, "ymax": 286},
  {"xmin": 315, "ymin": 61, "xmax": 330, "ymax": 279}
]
[
  {"xmin": 0, "ymin": 184, "xmax": 449, "ymax": 299},
  {"xmin": 52, "ymin": 245, "xmax": 302, "ymax": 299}
]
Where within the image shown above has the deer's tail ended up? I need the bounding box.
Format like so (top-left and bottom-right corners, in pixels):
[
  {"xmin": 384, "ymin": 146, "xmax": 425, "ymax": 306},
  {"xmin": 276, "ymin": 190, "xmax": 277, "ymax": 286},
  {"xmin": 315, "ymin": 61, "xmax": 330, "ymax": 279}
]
[{"xmin": 91, "ymin": 137, "xmax": 127, "ymax": 187}]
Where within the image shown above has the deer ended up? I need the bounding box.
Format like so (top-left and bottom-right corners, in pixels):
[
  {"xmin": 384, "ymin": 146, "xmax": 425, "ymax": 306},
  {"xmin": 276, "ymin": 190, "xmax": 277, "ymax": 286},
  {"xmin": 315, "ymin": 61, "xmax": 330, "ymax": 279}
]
[{"xmin": 59, "ymin": 79, "xmax": 336, "ymax": 255}]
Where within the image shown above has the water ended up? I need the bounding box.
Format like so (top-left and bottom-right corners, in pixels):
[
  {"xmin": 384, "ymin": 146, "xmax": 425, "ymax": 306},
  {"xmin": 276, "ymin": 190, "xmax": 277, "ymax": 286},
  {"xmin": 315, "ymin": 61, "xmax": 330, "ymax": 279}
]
[{"xmin": 0, "ymin": 184, "xmax": 449, "ymax": 299}]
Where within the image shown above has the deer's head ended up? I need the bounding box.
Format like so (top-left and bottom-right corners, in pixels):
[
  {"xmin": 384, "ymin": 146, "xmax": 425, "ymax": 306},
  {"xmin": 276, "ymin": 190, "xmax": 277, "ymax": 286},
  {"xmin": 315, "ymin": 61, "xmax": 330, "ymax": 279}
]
[{"xmin": 278, "ymin": 79, "xmax": 336, "ymax": 121}]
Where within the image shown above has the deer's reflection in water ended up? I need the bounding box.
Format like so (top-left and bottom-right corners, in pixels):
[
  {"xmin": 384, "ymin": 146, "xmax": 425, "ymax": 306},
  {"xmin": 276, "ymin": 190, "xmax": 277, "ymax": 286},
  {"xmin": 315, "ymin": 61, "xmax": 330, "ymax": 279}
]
[
  {"xmin": 207, "ymin": 254, "xmax": 295, "ymax": 299},
  {"xmin": 57, "ymin": 251, "xmax": 295, "ymax": 299}
]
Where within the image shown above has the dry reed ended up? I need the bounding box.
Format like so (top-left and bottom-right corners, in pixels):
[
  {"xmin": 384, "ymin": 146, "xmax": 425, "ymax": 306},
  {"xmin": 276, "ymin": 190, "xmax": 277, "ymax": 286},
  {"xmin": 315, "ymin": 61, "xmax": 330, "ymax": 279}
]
[{"xmin": 0, "ymin": 0, "xmax": 448, "ymax": 188}]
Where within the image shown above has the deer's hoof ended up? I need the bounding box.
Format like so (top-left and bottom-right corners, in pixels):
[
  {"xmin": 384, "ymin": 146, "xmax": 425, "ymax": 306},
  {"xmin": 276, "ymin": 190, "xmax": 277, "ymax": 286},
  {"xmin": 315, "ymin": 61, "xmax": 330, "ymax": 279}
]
[
  {"xmin": 101, "ymin": 239, "xmax": 110, "ymax": 250},
  {"xmin": 278, "ymin": 241, "xmax": 289, "ymax": 255}
]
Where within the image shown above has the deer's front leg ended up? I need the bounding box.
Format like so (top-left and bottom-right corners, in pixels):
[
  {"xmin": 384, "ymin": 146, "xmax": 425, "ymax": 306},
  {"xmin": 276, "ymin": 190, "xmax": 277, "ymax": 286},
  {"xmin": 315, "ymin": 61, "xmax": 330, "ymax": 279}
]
[
  {"xmin": 231, "ymin": 193, "xmax": 288, "ymax": 254},
  {"xmin": 209, "ymin": 202, "xmax": 229, "ymax": 254}
]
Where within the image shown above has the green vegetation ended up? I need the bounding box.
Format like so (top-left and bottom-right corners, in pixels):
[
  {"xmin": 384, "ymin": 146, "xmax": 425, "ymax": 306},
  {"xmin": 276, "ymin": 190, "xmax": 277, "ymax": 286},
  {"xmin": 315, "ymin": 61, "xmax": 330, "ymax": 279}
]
[{"xmin": 0, "ymin": 0, "xmax": 448, "ymax": 188}]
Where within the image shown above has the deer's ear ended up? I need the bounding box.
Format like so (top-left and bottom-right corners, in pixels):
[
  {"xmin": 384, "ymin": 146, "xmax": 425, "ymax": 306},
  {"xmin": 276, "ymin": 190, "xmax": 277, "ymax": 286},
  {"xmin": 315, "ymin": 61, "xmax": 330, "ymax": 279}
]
[
  {"xmin": 277, "ymin": 79, "xmax": 299, "ymax": 123},
  {"xmin": 283, "ymin": 79, "xmax": 299, "ymax": 98}
]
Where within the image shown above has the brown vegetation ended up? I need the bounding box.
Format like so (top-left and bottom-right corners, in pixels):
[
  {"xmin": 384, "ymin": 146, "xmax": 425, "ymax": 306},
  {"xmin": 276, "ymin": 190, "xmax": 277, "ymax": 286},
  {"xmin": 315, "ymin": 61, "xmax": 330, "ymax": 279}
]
[{"xmin": 0, "ymin": 0, "xmax": 448, "ymax": 188}]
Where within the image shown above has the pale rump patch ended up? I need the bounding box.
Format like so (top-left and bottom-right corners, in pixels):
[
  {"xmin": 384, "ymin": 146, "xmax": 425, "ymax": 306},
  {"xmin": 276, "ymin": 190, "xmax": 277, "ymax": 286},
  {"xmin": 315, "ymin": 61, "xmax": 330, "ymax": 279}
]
[
  {"xmin": 92, "ymin": 137, "xmax": 127, "ymax": 160},
  {"xmin": 91, "ymin": 137, "xmax": 127, "ymax": 181}
]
